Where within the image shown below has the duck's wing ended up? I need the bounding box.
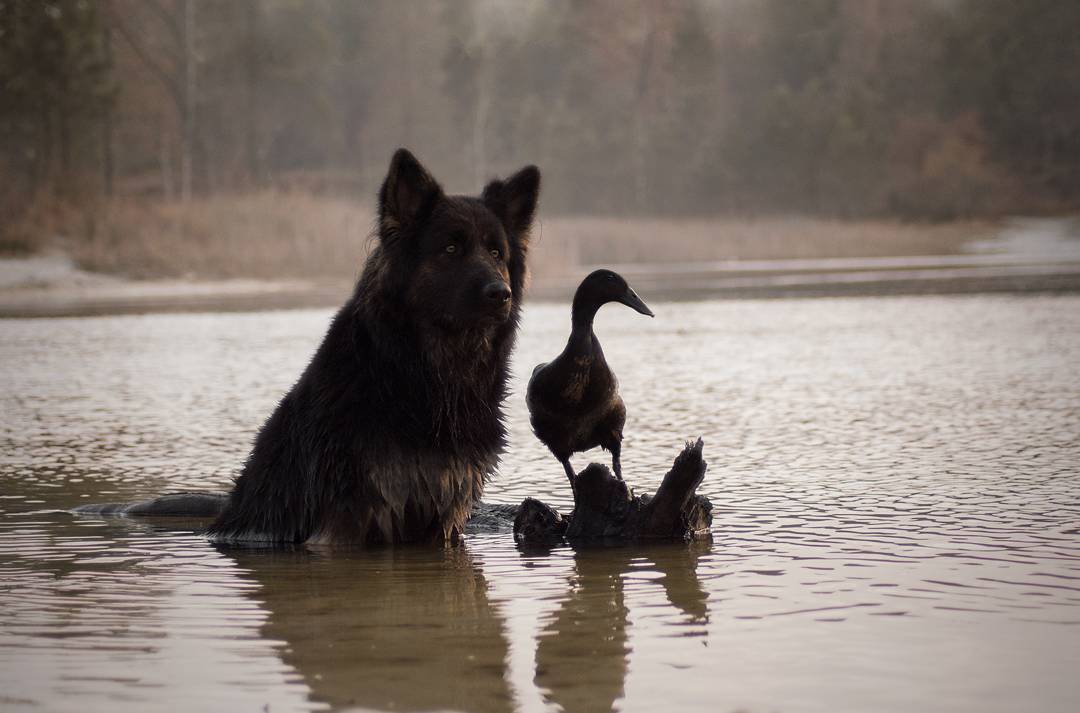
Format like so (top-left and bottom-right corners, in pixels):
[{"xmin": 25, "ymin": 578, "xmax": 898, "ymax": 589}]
[
  {"xmin": 530, "ymin": 361, "xmax": 547, "ymax": 380},
  {"xmin": 525, "ymin": 361, "xmax": 550, "ymax": 411},
  {"xmin": 527, "ymin": 357, "xmax": 580, "ymax": 417}
]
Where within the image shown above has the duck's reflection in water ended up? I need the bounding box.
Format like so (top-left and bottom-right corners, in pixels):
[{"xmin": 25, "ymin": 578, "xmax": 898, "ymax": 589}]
[
  {"xmin": 222, "ymin": 544, "xmax": 514, "ymax": 713},
  {"xmin": 530, "ymin": 541, "xmax": 711, "ymax": 713}
]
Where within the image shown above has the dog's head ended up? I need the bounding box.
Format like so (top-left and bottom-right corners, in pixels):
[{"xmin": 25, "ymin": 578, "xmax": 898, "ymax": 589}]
[{"xmin": 376, "ymin": 149, "xmax": 540, "ymax": 332}]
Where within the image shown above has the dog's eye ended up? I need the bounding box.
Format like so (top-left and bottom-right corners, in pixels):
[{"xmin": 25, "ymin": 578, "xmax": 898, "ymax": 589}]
[
  {"xmin": 490, "ymin": 249, "xmax": 501, "ymax": 259},
  {"xmin": 445, "ymin": 244, "xmax": 457, "ymax": 254}
]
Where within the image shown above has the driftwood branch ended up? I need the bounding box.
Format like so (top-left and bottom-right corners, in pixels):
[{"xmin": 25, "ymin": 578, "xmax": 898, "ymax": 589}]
[{"xmin": 514, "ymin": 438, "xmax": 712, "ymax": 543}]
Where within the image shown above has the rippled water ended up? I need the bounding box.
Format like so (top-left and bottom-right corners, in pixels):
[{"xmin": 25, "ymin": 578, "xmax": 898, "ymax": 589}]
[{"xmin": 1, "ymin": 295, "xmax": 1079, "ymax": 713}]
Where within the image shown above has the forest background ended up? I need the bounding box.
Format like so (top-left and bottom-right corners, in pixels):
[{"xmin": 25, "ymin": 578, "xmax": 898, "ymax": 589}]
[{"xmin": 2, "ymin": 0, "xmax": 1077, "ymax": 280}]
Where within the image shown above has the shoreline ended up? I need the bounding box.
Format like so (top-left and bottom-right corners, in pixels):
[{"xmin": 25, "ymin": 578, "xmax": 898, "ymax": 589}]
[
  {"xmin": 3, "ymin": 255, "xmax": 1079, "ymax": 319},
  {"xmin": 4, "ymin": 216, "xmax": 1078, "ymax": 318}
]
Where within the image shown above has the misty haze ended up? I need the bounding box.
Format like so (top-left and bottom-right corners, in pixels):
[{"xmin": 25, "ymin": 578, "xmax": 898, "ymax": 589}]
[{"xmin": 1, "ymin": 2, "xmax": 1079, "ymax": 713}]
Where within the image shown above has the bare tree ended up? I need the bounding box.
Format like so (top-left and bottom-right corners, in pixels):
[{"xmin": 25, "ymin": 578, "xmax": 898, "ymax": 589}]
[
  {"xmin": 180, "ymin": 0, "xmax": 194, "ymax": 202},
  {"xmin": 106, "ymin": 0, "xmax": 197, "ymax": 201}
]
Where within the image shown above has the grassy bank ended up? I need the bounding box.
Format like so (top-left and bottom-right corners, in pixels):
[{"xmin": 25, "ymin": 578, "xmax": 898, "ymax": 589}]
[
  {"xmin": 531, "ymin": 217, "xmax": 993, "ymax": 273},
  {"xmin": 7, "ymin": 192, "xmax": 996, "ymax": 281},
  {"xmin": 72, "ymin": 193, "xmax": 374, "ymax": 280}
]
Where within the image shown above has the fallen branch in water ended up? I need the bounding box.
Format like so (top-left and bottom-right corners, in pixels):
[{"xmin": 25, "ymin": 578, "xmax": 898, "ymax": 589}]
[{"xmin": 513, "ymin": 438, "xmax": 713, "ymax": 544}]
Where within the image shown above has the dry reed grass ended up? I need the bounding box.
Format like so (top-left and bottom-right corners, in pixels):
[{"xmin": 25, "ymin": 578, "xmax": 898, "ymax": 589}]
[
  {"xmin": 73, "ymin": 192, "xmax": 376, "ymax": 280},
  {"xmin": 529, "ymin": 216, "xmax": 993, "ymax": 275},
  {"xmin": 0, "ymin": 191, "xmax": 87, "ymax": 256},
  {"xmin": 26, "ymin": 192, "xmax": 993, "ymax": 280}
]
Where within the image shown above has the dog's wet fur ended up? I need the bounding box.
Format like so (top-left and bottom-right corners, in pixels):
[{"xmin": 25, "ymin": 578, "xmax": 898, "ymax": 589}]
[{"xmin": 206, "ymin": 149, "xmax": 540, "ymax": 545}]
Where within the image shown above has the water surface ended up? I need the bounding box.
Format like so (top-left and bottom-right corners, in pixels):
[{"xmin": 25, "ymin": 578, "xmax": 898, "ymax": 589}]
[{"xmin": 1, "ymin": 295, "xmax": 1079, "ymax": 712}]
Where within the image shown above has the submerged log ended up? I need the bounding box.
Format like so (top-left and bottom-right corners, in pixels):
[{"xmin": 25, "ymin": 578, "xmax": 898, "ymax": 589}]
[
  {"xmin": 514, "ymin": 438, "xmax": 712, "ymax": 544},
  {"xmin": 71, "ymin": 441, "xmax": 712, "ymax": 544}
]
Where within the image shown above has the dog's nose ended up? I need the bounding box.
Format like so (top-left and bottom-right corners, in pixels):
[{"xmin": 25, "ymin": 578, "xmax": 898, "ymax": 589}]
[{"xmin": 483, "ymin": 282, "xmax": 511, "ymax": 304}]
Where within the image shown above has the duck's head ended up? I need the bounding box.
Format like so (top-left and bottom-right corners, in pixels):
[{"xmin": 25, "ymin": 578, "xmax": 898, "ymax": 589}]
[{"xmin": 575, "ymin": 269, "xmax": 654, "ymax": 318}]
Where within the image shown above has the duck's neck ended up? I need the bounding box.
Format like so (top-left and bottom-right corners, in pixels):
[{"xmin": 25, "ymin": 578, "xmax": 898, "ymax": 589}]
[{"xmin": 569, "ymin": 294, "xmax": 601, "ymax": 349}]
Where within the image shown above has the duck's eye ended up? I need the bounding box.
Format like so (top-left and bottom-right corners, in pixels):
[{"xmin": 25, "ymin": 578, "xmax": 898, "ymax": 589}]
[
  {"xmin": 445, "ymin": 244, "xmax": 457, "ymax": 254},
  {"xmin": 490, "ymin": 248, "xmax": 501, "ymax": 259}
]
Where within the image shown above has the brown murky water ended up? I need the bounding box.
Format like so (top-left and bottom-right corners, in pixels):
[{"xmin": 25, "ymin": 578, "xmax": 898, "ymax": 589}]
[{"xmin": 2, "ymin": 295, "xmax": 1079, "ymax": 713}]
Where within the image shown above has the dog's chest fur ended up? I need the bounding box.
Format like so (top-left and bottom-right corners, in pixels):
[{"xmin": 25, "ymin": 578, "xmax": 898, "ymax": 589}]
[{"xmin": 307, "ymin": 447, "xmax": 496, "ymax": 545}]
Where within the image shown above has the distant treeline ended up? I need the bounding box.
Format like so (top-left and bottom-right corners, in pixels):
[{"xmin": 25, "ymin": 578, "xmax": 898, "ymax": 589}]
[{"xmin": 2, "ymin": 0, "xmax": 1078, "ymax": 224}]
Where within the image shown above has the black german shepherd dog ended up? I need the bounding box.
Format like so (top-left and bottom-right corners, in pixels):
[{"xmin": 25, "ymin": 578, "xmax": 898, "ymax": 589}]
[{"xmin": 207, "ymin": 149, "xmax": 540, "ymax": 545}]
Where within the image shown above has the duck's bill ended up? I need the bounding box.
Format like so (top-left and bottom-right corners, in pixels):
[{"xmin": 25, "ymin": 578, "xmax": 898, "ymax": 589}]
[{"xmin": 619, "ymin": 287, "xmax": 654, "ymax": 317}]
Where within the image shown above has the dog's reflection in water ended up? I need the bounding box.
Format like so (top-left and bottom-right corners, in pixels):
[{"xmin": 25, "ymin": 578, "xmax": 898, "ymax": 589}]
[
  {"xmin": 221, "ymin": 544, "xmax": 513, "ymax": 712},
  {"xmin": 530, "ymin": 541, "xmax": 711, "ymax": 713}
]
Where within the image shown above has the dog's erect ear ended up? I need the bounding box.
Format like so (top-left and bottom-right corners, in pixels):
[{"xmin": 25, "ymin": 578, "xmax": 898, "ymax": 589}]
[
  {"xmin": 378, "ymin": 148, "xmax": 443, "ymax": 238},
  {"xmin": 482, "ymin": 165, "xmax": 541, "ymax": 241}
]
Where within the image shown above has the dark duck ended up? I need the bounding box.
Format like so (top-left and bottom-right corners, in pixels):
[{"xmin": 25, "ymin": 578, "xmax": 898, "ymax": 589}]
[{"xmin": 527, "ymin": 269, "xmax": 654, "ymax": 488}]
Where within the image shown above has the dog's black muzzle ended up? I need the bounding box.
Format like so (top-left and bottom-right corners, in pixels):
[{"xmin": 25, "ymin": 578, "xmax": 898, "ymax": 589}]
[{"xmin": 480, "ymin": 280, "xmax": 512, "ymax": 322}]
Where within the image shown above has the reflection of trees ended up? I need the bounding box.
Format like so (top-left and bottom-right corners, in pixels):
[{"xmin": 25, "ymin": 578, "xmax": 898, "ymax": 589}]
[
  {"xmin": 533, "ymin": 541, "xmax": 711, "ymax": 713},
  {"xmin": 222, "ymin": 544, "xmax": 513, "ymax": 713}
]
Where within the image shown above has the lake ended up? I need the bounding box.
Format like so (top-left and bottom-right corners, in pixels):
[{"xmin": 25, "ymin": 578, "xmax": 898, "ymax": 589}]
[{"xmin": 1, "ymin": 295, "xmax": 1079, "ymax": 712}]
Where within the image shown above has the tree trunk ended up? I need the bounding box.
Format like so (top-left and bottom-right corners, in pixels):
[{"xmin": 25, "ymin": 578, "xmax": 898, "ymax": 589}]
[
  {"xmin": 102, "ymin": 25, "xmax": 115, "ymax": 197},
  {"xmin": 180, "ymin": 0, "xmax": 196, "ymax": 203},
  {"xmin": 244, "ymin": 0, "xmax": 259, "ymax": 186},
  {"xmin": 631, "ymin": 19, "xmax": 657, "ymax": 213},
  {"xmin": 159, "ymin": 114, "xmax": 174, "ymax": 200}
]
